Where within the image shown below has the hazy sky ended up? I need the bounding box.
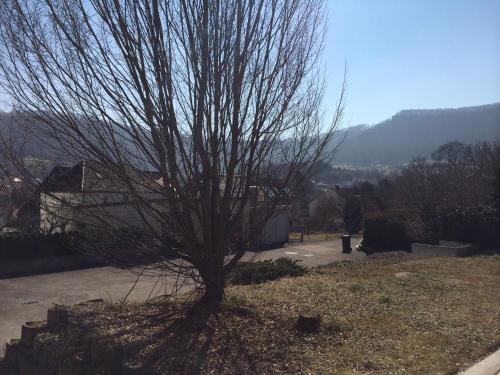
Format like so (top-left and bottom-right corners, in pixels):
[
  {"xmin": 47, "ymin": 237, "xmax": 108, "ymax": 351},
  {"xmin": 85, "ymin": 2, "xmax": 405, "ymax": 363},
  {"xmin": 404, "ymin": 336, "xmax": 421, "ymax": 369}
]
[{"xmin": 324, "ymin": 0, "xmax": 500, "ymax": 126}]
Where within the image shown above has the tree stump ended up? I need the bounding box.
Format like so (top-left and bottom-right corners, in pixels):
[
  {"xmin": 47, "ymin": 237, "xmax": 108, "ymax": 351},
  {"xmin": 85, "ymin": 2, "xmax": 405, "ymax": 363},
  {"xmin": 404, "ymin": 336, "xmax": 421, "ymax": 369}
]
[{"xmin": 297, "ymin": 312, "xmax": 321, "ymax": 333}]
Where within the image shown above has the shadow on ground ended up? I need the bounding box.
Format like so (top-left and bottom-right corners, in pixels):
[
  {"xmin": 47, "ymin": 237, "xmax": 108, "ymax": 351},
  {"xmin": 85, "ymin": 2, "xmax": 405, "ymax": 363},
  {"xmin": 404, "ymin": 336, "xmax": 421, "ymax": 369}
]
[{"xmin": 69, "ymin": 297, "xmax": 306, "ymax": 375}]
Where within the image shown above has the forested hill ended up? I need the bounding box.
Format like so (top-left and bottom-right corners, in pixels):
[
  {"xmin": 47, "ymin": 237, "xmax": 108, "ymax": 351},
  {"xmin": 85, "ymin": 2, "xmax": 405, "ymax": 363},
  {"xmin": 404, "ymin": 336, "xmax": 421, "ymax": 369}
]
[
  {"xmin": 333, "ymin": 103, "xmax": 500, "ymax": 166},
  {"xmin": 1, "ymin": 102, "xmax": 500, "ymax": 169}
]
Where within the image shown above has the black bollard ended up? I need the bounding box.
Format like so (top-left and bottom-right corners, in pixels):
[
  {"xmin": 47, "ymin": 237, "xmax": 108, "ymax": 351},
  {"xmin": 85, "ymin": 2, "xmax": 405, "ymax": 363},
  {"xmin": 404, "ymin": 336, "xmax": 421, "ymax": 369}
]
[{"xmin": 341, "ymin": 234, "xmax": 352, "ymax": 253}]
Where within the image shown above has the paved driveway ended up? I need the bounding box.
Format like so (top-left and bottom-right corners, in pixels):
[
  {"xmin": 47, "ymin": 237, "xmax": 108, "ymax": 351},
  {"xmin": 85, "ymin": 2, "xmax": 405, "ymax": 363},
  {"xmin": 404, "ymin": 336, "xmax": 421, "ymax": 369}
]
[
  {"xmin": 0, "ymin": 237, "xmax": 364, "ymax": 349},
  {"xmin": 248, "ymin": 237, "xmax": 365, "ymax": 266},
  {"xmin": 0, "ymin": 266, "xmax": 191, "ymax": 352}
]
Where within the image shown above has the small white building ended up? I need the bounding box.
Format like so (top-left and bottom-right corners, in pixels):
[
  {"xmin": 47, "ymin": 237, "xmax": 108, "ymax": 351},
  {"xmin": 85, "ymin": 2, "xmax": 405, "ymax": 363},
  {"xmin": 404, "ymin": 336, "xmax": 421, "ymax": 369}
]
[{"xmin": 39, "ymin": 161, "xmax": 289, "ymax": 247}]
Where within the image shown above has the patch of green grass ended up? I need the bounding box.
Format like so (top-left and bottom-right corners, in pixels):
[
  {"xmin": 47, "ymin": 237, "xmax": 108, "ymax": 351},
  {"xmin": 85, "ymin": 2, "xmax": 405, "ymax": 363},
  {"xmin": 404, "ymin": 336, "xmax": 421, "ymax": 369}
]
[
  {"xmin": 348, "ymin": 283, "xmax": 363, "ymax": 293},
  {"xmin": 228, "ymin": 258, "xmax": 306, "ymax": 285},
  {"xmin": 379, "ymin": 295, "xmax": 392, "ymax": 305}
]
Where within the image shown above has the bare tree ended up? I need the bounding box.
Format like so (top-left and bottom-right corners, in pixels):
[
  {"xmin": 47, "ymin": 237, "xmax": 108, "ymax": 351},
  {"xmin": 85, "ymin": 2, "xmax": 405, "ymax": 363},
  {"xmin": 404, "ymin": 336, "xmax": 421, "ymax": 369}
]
[
  {"xmin": 0, "ymin": 0, "xmax": 344, "ymax": 304},
  {"xmin": 393, "ymin": 141, "xmax": 499, "ymax": 237},
  {"xmin": 0, "ymin": 113, "xmax": 56, "ymax": 232},
  {"xmin": 431, "ymin": 141, "xmax": 498, "ymax": 207},
  {"xmin": 309, "ymin": 190, "xmax": 344, "ymax": 232}
]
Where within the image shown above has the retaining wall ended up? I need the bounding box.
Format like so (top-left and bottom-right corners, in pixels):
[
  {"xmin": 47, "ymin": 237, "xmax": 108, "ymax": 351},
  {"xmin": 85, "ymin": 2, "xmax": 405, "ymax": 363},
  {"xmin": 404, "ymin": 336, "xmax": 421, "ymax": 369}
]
[
  {"xmin": 0, "ymin": 255, "xmax": 101, "ymax": 278},
  {"xmin": 411, "ymin": 240, "xmax": 479, "ymax": 257},
  {"xmin": 0, "ymin": 300, "xmax": 131, "ymax": 375}
]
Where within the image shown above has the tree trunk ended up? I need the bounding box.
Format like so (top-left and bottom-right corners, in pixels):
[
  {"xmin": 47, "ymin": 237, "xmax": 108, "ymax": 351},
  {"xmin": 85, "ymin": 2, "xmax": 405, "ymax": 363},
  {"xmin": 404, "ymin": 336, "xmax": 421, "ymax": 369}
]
[
  {"xmin": 199, "ymin": 259, "xmax": 225, "ymax": 307},
  {"xmin": 202, "ymin": 282, "xmax": 224, "ymax": 306}
]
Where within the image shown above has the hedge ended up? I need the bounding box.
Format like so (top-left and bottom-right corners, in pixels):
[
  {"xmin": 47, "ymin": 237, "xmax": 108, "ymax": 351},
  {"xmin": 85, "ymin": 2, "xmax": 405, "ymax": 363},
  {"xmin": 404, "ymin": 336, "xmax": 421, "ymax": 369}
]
[
  {"xmin": 363, "ymin": 210, "xmax": 430, "ymax": 254},
  {"xmin": 438, "ymin": 204, "xmax": 500, "ymax": 249},
  {"xmin": 0, "ymin": 233, "xmax": 77, "ymax": 262}
]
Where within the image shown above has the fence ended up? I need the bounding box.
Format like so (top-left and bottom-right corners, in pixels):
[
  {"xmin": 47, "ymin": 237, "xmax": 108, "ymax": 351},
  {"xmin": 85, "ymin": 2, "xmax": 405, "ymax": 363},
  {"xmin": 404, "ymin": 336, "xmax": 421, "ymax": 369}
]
[{"xmin": 288, "ymin": 226, "xmax": 342, "ymax": 243}]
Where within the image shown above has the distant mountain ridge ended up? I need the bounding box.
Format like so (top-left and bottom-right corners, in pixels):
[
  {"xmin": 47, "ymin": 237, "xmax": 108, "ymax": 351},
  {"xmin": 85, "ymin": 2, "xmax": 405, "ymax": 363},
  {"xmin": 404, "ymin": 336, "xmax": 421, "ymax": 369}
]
[
  {"xmin": 333, "ymin": 102, "xmax": 500, "ymax": 166},
  {"xmin": 1, "ymin": 103, "xmax": 499, "ymax": 169}
]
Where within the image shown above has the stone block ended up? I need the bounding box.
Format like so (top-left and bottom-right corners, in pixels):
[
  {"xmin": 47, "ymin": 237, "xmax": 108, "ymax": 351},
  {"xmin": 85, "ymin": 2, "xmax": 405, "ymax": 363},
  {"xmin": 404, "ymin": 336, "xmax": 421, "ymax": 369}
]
[
  {"xmin": 121, "ymin": 362, "xmax": 147, "ymax": 375},
  {"xmin": 21, "ymin": 321, "xmax": 47, "ymax": 347},
  {"xmin": 81, "ymin": 332, "xmax": 98, "ymax": 359},
  {"xmin": 33, "ymin": 332, "xmax": 64, "ymax": 367},
  {"xmin": 58, "ymin": 352, "xmax": 84, "ymax": 375},
  {"xmin": 4, "ymin": 338, "xmax": 21, "ymax": 366},
  {"xmin": 47, "ymin": 307, "xmax": 68, "ymax": 328},
  {"xmin": 17, "ymin": 353, "xmax": 38, "ymax": 375}
]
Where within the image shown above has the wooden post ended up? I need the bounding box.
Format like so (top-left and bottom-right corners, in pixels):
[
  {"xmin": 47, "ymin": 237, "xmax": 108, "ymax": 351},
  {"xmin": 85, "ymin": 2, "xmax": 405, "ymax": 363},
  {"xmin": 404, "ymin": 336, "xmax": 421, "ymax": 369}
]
[{"xmin": 297, "ymin": 312, "xmax": 321, "ymax": 333}]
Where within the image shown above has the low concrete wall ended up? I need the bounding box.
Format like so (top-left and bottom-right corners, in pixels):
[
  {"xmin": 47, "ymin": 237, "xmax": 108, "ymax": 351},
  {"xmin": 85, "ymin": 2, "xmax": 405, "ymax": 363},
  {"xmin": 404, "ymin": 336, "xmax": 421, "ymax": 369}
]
[
  {"xmin": 0, "ymin": 301, "xmax": 103, "ymax": 375},
  {"xmin": 0, "ymin": 300, "xmax": 146, "ymax": 375},
  {"xmin": 0, "ymin": 255, "xmax": 100, "ymax": 278},
  {"xmin": 411, "ymin": 241, "xmax": 478, "ymax": 257}
]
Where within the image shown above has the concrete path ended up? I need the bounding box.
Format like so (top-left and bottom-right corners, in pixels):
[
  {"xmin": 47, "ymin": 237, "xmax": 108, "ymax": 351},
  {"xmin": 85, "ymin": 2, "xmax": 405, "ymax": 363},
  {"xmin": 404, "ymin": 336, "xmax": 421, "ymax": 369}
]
[
  {"xmin": 0, "ymin": 238, "xmax": 363, "ymax": 350},
  {"xmin": 0, "ymin": 266, "xmax": 194, "ymax": 352},
  {"xmin": 459, "ymin": 349, "xmax": 500, "ymax": 375},
  {"xmin": 247, "ymin": 237, "xmax": 365, "ymax": 267}
]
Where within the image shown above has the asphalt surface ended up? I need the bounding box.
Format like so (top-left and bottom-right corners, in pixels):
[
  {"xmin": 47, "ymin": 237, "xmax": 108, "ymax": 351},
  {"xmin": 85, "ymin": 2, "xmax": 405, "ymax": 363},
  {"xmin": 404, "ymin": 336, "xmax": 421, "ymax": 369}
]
[
  {"xmin": 0, "ymin": 237, "xmax": 363, "ymax": 349},
  {"xmin": 248, "ymin": 236, "xmax": 365, "ymax": 266}
]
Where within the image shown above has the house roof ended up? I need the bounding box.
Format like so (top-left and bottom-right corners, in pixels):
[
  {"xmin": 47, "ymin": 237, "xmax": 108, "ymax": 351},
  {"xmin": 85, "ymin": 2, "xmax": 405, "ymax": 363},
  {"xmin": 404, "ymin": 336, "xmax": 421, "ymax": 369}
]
[
  {"xmin": 40, "ymin": 162, "xmax": 292, "ymax": 203},
  {"xmin": 39, "ymin": 165, "xmax": 82, "ymax": 192},
  {"xmin": 40, "ymin": 161, "xmax": 161, "ymax": 193}
]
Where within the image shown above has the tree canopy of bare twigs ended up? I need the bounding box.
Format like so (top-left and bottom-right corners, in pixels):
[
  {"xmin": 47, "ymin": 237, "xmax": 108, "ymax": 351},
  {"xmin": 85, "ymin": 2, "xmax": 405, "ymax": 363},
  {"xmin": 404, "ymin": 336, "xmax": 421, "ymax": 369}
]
[
  {"xmin": 0, "ymin": 0, "xmax": 344, "ymax": 304},
  {"xmin": 389, "ymin": 141, "xmax": 500, "ymax": 234}
]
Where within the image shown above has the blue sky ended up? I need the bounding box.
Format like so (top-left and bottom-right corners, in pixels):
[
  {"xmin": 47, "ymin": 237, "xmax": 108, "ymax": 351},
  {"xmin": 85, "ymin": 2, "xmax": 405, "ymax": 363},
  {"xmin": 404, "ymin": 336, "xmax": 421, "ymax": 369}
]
[
  {"xmin": 1, "ymin": 1, "xmax": 499, "ymax": 128},
  {"xmin": 324, "ymin": 0, "xmax": 500, "ymax": 126}
]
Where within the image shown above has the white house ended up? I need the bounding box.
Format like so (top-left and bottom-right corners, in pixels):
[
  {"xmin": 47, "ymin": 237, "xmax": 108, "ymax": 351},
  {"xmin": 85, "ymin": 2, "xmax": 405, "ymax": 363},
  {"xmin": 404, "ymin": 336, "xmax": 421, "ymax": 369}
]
[{"xmin": 39, "ymin": 161, "xmax": 290, "ymax": 247}]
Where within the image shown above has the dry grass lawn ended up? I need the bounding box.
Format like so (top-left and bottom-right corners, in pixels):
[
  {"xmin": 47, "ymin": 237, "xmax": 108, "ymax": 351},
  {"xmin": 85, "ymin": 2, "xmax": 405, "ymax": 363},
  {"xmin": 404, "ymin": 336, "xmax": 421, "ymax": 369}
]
[{"xmin": 69, "ymin": 255, "xmax": 500, "ymax": 375}]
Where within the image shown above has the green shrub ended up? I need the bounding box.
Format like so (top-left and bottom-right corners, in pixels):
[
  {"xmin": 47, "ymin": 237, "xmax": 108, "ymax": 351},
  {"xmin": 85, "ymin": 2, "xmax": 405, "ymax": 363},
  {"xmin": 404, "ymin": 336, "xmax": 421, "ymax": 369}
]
[
  {"xmin": 380, "ymin": 296, "xmax": 393, "ymax": 305},
  {"xmin": 363, "ymin": 210, "xmax": 430, "ymax": 254},
  {"xmin": 229, "ymin": 258, "xmax": 306, "ymax": 285},
  {"xmin": 0, "ymin": 233, "xmax": 76, "ymax": 261},
  {"xmin": 438, "ymin": 204, "xmax": 500, "ymax": 249}
]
